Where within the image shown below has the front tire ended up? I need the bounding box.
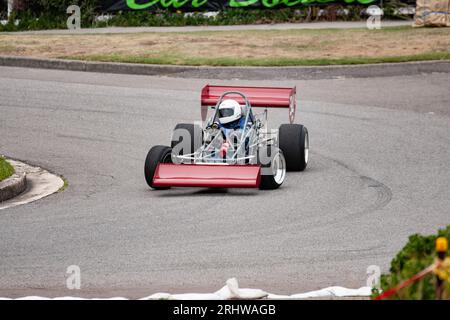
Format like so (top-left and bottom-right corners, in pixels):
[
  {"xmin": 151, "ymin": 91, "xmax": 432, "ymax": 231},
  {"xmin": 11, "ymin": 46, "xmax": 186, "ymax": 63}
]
[
  {"xmin": 258, "ymin": 146, "xmax": 286, "ymax": 190},
  {"xmin": 144, "ymin": 145, "xmax": 172, "ymax": 190},
  {"xmin": 279, "ymin": 124, "xmax": 309, "ymax": 172},
  {"xmin": 171, "ymin": 123, "xmax": 203, "ymax": 162}
]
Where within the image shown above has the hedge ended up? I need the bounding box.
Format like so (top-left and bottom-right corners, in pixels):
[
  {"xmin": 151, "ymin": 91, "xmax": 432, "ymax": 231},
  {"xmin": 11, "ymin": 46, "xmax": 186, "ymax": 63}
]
[
  {"xmin": 0, "ymin": 0, "xmax": 412, "ymax": 31},
  {"xmin": 375, "ymin": 226, "xmax": 450, "ymax": 300}
]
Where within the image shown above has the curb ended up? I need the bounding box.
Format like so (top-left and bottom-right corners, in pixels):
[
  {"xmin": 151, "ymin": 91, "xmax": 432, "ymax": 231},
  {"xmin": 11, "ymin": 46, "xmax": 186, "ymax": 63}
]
[
  {"xmin": 0, "ymin": 56, "xmax": 450, "ymax": 80},
  {"xmin": 0, "ymin": 159, "xmax": 64, "ymax": 210},
  {"xmin": 0, "ymin": 160, "xmax": 27, "ymax": 202}
]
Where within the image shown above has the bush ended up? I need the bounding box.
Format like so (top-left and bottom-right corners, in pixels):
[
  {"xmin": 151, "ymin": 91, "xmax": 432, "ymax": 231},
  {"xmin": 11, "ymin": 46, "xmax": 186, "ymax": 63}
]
[
  {"xmin": 0, "ymin": 1, "xmax": 413, "ymax": 31},
  {"xmin": 0, "ymin": 7, "xmax": 327, "ymax": 31},
  {"xmin": 0, "ymin": 1, "xmax": 6, "ymax": 13},
  {"xmin": 383, "ymin": 0, "xmax": 412, "ymax": 20},
  {"xmin": 0, "ymin": 157, "xmax": 14, "ymax": 182},
  {"xmin": 0, "ymin": 0, "xmax": 99, "ymax": 31},
  {"xmin": 91, "ymin": 9, "xmax": 311, "ymax": 28},
  {"xmin": 375, "ymin": 226, "xmax": 450, "ymax": 300},
  {"xmin": 21, "ymin": 0, "xmax": 99, "ymax": 15}
]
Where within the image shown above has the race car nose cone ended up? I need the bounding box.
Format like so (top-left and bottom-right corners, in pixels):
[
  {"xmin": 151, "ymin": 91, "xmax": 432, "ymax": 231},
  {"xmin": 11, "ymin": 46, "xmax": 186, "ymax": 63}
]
[{"xmin": 152, "ymin": 164, "xmax": 261, "ymax": 188}]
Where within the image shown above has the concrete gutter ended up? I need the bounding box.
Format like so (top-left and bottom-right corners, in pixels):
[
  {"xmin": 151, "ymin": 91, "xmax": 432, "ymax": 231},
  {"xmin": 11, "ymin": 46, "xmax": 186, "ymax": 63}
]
[
  {"xmin": 0, "ymin": 159, "xmax": 64, "ymax": 210},
  {"xmin": 0, "ymin": 55, "xmax": 449, "ymax": 80},
  {"xmin": 0, "ymin": 159, "xmax": 27, "ymax": 202}
]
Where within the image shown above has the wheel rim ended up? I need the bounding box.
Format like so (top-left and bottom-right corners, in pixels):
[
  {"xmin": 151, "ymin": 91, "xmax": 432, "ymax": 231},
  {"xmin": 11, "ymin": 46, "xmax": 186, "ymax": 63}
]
[
  {"xmin": 304, "ymin": 131, "xmax": 309, "ymax": 164},
  {"xmin": 162, "ymin": 152, "xmax": 172, "ymax": 164},
  {"xmin": 272, "ymin": 152, "xmax": 286, "ymax": 185}
]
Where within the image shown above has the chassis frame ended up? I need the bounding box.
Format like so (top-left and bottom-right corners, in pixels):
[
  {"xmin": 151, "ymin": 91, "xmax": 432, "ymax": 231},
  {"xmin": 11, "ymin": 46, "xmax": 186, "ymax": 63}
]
[{"xmin": 172, "ymin": 91, "xmax": 276, "ymax": 165}]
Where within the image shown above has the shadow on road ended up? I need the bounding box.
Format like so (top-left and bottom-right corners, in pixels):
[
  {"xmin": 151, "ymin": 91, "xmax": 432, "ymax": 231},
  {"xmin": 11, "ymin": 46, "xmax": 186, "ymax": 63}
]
[{"xmin": 152, "ymin": 187, "xmax": 261, "ymax": 198}]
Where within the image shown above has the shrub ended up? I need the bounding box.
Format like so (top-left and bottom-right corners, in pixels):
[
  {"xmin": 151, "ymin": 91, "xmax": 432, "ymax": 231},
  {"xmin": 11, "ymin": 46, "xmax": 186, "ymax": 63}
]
[
  {"xmin": 0, "ymin": 0, "xmax": 99, "ymax": 31},
  {"xmin": 0, "ymin": 1, "xmax": 413, "ymax": 31},
  {"xmin": 0, "ymin": 157, "xmax": 14, "ymax": 182},
  {"xmin": 375, "ymin": 226, "xmax": 450, "ymax": 300},
  {"xmin": 383, "ymin": 0, "xmax": 413, "ymax": 20},
  {"xmin": 20, "ymin": 0, "xmax": 99, "ymax": 15}
]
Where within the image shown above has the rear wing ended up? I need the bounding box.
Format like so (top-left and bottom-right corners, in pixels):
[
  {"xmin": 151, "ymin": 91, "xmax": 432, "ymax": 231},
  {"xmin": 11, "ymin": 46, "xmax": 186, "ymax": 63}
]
[{"xmin": 201, "ymin": 85, "xmax": 296, "ymax": 123}]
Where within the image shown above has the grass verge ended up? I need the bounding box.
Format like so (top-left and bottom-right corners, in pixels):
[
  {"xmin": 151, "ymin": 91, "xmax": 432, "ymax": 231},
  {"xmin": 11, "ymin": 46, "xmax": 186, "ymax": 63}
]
[
  {"xmin": 0, "ymin": 157, "xmax": 15, "ymax": 182},
  {"xmin": 68, "ymin": 52, "xmax": 450, "ymax": 67},
  {"xmin": 0, "ymin": 26, "xmax": 449, "ymax": 67}
]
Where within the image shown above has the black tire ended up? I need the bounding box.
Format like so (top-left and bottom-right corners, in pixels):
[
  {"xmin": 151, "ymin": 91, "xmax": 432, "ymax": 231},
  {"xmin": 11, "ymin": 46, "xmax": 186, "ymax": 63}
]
[
  {"xmin": 170, "ymin": 123, "xmax": 203, "ymax": 161},
  {"xmin": 144, "ymin": 145, "xmax": 172, "ymax": 190},
  {"xmin": 279, "ymin": 124, "xmax": 309, "ymax": 172},
  {"xmin": 258, "ymin": 146, "xmax": 286, "ymax": 190}
]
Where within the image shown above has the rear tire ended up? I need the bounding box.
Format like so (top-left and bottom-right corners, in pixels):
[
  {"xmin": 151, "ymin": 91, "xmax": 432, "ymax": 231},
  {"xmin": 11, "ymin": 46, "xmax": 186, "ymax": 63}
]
[
  {"xmin": 144, "ymin": 145, "xmax": 172, "ymax": 190},
  {"xmin": 279, "ymin": 124, "xmax": 309, "ymax": 172},
  {"xmin": 171, "ymin": 123, "xmax": 203, "ymax": 162},
  {"xmin": 258, "ymin": 146, "xmax": 286, "ymax": 190}
]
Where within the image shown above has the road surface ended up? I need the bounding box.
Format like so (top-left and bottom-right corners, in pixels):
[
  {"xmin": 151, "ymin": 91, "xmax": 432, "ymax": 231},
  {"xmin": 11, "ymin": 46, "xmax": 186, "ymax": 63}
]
[{"xmin": 0, "ymin": 66, "xmax": 449, "ymax": 298}]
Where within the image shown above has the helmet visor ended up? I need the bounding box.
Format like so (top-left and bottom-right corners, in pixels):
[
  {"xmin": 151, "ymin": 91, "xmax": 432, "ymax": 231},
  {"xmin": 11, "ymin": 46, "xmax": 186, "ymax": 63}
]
[{"xmin": 218, "ymin": 108, "xmax": 235, "ymax": 118}]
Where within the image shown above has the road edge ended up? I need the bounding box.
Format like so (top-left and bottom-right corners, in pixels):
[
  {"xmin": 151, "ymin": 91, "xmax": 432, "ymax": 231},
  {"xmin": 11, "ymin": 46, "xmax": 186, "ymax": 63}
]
[
  {"xmin": 0, "ymin": 55, "xmax": 449, "ymax": 80},
  {"xmin": 0, "ymin": 158, "xmax": 64, "ymax": 210},
  {"xmin": 0, "ymin": 277, "xmax": 372, "ymax": 300}
]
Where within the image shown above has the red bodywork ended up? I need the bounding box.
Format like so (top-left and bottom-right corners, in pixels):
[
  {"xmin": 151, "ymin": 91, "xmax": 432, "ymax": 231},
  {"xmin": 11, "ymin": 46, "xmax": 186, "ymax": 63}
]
[
  {"xmin": 201, "ymin": 85, "xmax": 296, "ymax": 124},
  {"xmin": 151, "ymin": 85, "xmax": 296, "ymax": 188},
  {"xmin": 153, "ymin": 164, "xmax": 261, "ymax": 188}
]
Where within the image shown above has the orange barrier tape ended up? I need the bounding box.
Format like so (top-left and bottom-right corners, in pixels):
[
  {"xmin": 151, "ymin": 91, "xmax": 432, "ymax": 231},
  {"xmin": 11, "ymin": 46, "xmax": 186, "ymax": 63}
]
[
  {"xmin": 374, "ymin": 237, "xmax": 448, "ymax": 300},
  {"xmin": 375, "ymin": 257, "xmax": 450, "ymax": 300},
  {"xmin": 374, "ymin": 263, "xmax": 437, "ymax": 300}
]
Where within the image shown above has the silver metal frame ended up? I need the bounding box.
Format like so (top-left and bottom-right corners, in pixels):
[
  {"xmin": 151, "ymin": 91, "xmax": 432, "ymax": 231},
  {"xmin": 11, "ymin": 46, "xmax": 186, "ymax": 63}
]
[{"xmin": 173, "ymin": 91, "xmax": 277, "ymax": 165}]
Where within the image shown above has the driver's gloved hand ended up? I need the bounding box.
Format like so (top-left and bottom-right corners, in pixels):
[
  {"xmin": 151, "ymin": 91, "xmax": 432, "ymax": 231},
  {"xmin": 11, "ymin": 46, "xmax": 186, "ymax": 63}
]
[{"xmin": 207, "ymin": 122, "xmax": 220, "ymax": 130}]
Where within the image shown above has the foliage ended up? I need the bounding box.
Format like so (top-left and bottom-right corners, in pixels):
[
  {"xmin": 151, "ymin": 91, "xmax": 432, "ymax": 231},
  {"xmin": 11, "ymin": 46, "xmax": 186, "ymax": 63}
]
[
  {"xmin": 0, "ymin": 0, "xmax": 414, "ymax": 31},
  {"xmin": 0, "ymin": 1, "xmax": 6, "ymax": 16},
  {"xmin": 93, "ymin": 8, "xmax": 311, "ymax": 27},
  {"xmin": 0, "ymin": 0, "xmax": 99, "ymax": 31},
  {"xmin": 19, "ymin": 0, "xmax": 99, "ymax": 16},
  {"xmin": 383, "ymin": 0, "xmax": 412, "ymax": 20},
  {"xmin": 0, "ymin": 157, "xmax": 14, "ymax": 182},
  {"xmin": 374, "ymin": 226, "xmax": 450, "ymax": 300}
]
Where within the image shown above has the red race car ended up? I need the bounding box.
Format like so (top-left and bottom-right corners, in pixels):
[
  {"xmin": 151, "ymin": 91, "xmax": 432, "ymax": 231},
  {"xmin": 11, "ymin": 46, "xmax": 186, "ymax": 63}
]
[{"xmin": 144, "ymin": 85, "xmax": 309, "ymax": 190}]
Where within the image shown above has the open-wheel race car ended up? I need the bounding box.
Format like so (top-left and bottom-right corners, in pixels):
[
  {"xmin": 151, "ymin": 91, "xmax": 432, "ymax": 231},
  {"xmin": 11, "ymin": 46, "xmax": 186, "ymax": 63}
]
[{"xmin": 144, "ymin": 85, "xmax": 309, "ymax": 190}]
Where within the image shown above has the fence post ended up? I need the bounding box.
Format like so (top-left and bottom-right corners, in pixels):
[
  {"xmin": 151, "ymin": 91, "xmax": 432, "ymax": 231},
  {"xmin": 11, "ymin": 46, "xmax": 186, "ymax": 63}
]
[{"xmin": 435, "ymin": 237, "xmax": 448, "ymax": 300}]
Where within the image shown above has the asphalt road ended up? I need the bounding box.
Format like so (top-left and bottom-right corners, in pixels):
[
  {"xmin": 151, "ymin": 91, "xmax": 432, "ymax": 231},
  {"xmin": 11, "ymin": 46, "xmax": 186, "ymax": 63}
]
[{"xmin": 0, "ymin": 66, "xmax": 449, "ymax": 298}]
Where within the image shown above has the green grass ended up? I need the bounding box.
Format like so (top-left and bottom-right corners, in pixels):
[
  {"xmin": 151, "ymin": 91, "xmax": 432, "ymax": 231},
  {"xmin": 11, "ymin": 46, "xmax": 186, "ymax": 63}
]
[
  {"xmin": 58, "ymin": 176, "xmax": 69, "ymax": 192},
  {"xmin": 4, "ymin": 25, "xmax": 448, "ymax": 67},
  {"xmin": 0, "ymin": 157, "xmax": 15, "ymax": 182},
  {"xmin": 65, "ymin": 52, "xmax": 450, "ymax": 67}
]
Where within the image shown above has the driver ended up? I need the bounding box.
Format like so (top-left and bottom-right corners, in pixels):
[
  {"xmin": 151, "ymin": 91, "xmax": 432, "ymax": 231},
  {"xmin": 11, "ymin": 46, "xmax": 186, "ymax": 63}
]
[
  {"xmin": 216, "ymin": 99, "xmax": 251, "ymax": 159},
  {"xmin": 217, "ymin": 99, "xmax": 246, "ymax": 133}
]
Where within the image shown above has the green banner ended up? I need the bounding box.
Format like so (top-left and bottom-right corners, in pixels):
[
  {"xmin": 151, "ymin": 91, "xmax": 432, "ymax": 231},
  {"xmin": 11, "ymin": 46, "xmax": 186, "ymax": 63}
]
[{"xmin": 101, "ymin": 0, "xmax": 379, "ymax": 11}]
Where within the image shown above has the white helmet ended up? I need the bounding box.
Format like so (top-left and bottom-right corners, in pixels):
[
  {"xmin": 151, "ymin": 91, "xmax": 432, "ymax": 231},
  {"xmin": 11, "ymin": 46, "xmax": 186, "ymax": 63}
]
[{"xmin": 218, "ymin": 99, "xmax": 242, "ymax": 125}]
